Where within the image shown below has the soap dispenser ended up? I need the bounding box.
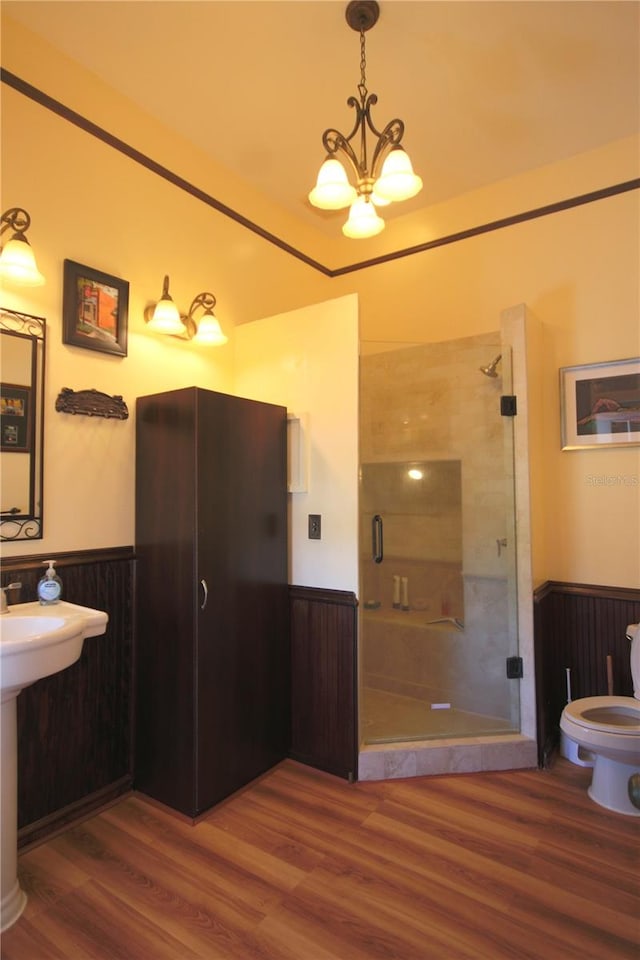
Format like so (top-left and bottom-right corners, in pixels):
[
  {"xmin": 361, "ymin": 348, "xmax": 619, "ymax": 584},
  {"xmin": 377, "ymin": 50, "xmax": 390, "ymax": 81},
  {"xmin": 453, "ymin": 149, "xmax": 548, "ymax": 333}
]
[{"xmin": 37, "ymin": 560, "xmax": 63, "ymax": 605}]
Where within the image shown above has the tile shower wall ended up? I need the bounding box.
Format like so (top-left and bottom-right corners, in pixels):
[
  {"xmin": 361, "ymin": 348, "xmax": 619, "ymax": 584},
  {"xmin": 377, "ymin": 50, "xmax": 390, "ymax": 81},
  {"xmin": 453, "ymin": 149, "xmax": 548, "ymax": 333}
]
[{"xmin": 360, "ymin": 333, "xmax": 517, "ymax": 726}]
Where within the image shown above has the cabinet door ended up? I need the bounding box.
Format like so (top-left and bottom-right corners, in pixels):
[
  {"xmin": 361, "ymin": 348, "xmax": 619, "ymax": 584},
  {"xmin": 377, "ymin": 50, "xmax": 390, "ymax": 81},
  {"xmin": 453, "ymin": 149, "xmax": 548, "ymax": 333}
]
[
  {"xmin": 195, "ymin": 391, "xmax": 289, "ymax": 812},
  {"xmin": 135, "ymin": 389, "xmax": 198, "ymax": 815}
]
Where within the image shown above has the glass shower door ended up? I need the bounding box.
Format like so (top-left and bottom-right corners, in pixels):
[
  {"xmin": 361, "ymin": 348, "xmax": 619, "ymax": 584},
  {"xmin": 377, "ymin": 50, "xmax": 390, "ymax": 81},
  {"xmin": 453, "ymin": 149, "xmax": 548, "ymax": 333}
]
[{"xmin": 359, "ymin": 334, "xmax": 519, "ymax": 744}]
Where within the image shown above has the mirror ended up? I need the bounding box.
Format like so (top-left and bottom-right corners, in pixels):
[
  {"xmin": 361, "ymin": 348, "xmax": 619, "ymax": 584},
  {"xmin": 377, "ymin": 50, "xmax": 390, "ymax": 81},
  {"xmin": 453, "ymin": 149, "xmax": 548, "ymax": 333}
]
[{"xmin": 1, "ymin": 307, "xmax": 46, "ymax": 540}]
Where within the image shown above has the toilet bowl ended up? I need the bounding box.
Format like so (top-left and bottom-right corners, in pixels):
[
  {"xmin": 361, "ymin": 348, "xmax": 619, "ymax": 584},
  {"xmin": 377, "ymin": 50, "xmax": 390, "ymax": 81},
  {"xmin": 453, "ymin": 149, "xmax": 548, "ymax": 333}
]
[{"xmin": 559, "ymin": 623, "xmax": 640, "ymax": 817}]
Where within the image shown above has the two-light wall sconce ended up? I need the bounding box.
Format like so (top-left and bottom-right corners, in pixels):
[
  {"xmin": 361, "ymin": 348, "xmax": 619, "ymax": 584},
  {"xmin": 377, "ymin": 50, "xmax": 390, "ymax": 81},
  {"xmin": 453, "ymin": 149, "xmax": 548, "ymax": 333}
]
[
  {"xmin": 144, "ymin": 275, "xmax": 228, "ymax": 347},
  {"xmin": 0, "ymin": 210, "xmax": 227, "ymax": 349},
  {"xmin": 0, "ymin": 207, "xmax": 45, "ymax": 286}
]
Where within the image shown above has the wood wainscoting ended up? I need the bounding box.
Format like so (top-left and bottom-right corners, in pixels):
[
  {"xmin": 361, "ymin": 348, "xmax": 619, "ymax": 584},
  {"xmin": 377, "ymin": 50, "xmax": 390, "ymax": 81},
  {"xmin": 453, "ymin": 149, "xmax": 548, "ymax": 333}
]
[
  {"xmin": 534, "ymin": 580, "xmax": 640, "ymax": 767},
  {"xmin": 6, "ymin": 560, "xmax": 637, "ymax": 842},
  {"xmin": 2, "ymin": 553, "xmax": 357, "ymax": 846},
  {"xmin": 0, "ymin": 547, "xmax": 135, "ymax": 848},
  {"xmin": 289, "ymin": 585, "xmax": 358, "ymax": 782}
]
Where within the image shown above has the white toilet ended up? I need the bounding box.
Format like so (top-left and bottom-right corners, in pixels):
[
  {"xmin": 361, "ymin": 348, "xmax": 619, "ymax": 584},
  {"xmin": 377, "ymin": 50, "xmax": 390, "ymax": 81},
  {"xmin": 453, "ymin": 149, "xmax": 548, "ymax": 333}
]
[{"xmin": 560, "ymin": 623, "xmax": 640, "ymax": 816}]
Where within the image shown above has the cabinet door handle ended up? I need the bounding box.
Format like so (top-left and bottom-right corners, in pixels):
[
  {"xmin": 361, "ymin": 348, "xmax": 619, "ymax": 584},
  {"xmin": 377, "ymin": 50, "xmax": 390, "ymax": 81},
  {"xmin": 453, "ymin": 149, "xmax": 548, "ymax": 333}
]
[
  {"xmin": 200, "ymin": 578, "xmax": 208, "ymax": 610},
  {"xmin": 372, "ymin": 514, "xmax": 383, "ymax": 564}
]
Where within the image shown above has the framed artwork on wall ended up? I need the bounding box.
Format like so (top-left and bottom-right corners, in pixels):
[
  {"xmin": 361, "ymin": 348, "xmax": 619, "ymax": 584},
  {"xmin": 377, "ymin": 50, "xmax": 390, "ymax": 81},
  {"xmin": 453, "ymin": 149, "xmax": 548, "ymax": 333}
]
[
  {"xmin": 62, "ymin": 259, "xmax": 129, "ymax": 357},
  {"xmin": 560, "ymin": 357, "xmax": 640, "ymax": 450},
  {"xmin": 0, "ymin": 383, "xmax": 32, "ymax": 452}
]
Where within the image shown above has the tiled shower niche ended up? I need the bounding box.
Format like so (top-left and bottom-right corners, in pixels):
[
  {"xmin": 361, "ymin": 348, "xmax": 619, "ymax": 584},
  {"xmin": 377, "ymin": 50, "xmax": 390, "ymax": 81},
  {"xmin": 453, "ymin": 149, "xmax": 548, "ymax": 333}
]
[{"xmin": 360, "ymin": 460, "xmax": 463, "ymax": 623}]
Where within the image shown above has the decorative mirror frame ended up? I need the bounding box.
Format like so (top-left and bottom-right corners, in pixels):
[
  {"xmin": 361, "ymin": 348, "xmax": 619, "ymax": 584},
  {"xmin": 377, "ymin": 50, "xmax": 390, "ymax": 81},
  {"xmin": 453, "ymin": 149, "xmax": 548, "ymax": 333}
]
[{"xmin": 0, "ymin": 307, "xmax": 46, "ymax": 540}]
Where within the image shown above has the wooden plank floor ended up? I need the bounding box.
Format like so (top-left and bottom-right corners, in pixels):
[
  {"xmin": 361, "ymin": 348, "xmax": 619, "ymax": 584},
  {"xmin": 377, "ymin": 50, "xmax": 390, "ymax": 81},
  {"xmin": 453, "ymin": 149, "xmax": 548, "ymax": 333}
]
[{"xmin": 2, "ymin": 758, "xmax": 638, "ymax": 959}]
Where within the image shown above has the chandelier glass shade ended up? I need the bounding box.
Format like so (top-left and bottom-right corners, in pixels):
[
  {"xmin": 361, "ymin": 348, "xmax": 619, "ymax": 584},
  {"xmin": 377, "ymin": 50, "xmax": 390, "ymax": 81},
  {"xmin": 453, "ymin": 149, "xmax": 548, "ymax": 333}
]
[
  {"xmin": 308, "ymin": 158, "xmax": 357, "ymax": 210},
  {"xmin": 309, "ymin": 1, "xmax": 422, "ymax": 238},
  {"xmin": 373, "ymin": 146, "xmax": 423, "ymax": 203},
  {"xmin": 343, "ymin": 196, "xmax": 385, "ymax": 238}
]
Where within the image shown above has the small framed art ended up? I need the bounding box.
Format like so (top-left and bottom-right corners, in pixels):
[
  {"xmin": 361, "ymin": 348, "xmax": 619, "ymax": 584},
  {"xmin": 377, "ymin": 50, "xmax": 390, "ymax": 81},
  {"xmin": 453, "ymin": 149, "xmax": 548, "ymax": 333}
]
[
  {"xmin": 560, "ymin": 357, "xmax": 640, "ymax": 450},
  {"xmin": 62, "ymin": 259, "xmax": 129, "ymax": 357},
  {"xmin": 0, "ymin": 383, "xmax": 32, "ymax": 452}
]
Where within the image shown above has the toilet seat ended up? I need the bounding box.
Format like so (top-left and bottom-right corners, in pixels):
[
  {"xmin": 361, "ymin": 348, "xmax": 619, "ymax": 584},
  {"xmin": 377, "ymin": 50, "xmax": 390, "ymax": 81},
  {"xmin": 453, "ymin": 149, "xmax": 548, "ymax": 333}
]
[{"xmin": 563, "ymin": 696, "xmax": 640, "ymax": 735}]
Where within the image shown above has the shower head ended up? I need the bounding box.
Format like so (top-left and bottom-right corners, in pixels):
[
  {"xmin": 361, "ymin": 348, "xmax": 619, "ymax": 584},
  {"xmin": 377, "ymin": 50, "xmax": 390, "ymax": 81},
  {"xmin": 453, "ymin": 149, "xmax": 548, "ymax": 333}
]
[{"xmin": 479, "ymin": 354, "xmax": 502, "ymax": 378}]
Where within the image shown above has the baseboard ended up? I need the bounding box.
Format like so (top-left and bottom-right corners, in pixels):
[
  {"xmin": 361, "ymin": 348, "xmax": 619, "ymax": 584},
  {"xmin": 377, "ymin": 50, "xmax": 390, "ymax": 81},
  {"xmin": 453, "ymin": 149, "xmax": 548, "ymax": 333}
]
[{"xmin": 18, "ymin": 775, "xmax": 133, "ymax": 850}]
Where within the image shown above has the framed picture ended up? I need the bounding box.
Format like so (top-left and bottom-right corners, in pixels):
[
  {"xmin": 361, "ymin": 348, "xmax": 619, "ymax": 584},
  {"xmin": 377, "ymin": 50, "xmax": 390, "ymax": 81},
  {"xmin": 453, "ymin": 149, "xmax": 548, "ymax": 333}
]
[
  {"xmin": 560, "ymin": 357, "xmax": 640, "ymax": 450},
  {"xmin": 62, "ymin": 259, "xmax": 129, "ymax": 357},
  {"xmin": 0, "ymin": 383, "xmax": 32, "ymax": 452}
]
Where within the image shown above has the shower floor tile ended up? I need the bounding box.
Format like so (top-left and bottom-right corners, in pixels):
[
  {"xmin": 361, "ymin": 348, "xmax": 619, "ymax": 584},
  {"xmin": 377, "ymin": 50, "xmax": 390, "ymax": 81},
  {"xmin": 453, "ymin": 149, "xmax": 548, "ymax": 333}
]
[{"xmin": 361, "ymin": 686, "xmax": 515, "ymax": 744}]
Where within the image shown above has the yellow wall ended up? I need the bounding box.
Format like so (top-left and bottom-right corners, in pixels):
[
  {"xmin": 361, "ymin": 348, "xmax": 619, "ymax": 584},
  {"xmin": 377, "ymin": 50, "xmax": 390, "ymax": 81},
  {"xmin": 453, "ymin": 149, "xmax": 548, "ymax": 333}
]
[
  {"xmin": 235, "ymin": 296, "xmax": 360, "ymax": 594},
  {"xmin": 1, "ymin": 17, "xmax": 639, "ymax": 588}
]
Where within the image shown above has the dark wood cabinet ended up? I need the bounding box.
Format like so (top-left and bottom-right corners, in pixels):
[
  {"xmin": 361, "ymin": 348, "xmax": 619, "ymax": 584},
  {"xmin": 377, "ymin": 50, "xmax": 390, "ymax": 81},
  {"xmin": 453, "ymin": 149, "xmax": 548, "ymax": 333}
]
[{"xmin": 135, "ymin": 387, "xmax": 289, "ymax": 817}]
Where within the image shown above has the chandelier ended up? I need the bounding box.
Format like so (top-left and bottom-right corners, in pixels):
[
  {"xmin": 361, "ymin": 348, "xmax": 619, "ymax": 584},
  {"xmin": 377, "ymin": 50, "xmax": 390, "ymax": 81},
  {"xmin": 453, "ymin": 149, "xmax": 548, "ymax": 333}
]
[{"xmin": 309, "ymin": 1, "xmax": 422, "ymax": 239}]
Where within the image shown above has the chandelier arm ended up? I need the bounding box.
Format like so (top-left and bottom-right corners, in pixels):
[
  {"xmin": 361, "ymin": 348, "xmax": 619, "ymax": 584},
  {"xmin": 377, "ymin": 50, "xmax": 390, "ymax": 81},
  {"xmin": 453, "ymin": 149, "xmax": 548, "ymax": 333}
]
[
  {"xmin": 345, "ymin": 94, "xmax": 369, "ymax": 142},
  {"xmin": 369, "ymin": 117, "xmax": 405, "ymax": 179},
  {"xmin": 321, "ymin": 127, "xmax": 363, "ymax": 180},
  {"xmin": 322, "ymin": 89, "xmax": 387, "ymax": 181}
]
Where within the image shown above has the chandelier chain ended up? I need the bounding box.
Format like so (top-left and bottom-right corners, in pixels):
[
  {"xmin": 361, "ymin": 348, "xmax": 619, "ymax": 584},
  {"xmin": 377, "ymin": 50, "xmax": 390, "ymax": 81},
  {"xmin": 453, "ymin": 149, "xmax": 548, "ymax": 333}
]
[{"xmin": 358, "ymin": 28, "xmax": 368, "ymax": 100}]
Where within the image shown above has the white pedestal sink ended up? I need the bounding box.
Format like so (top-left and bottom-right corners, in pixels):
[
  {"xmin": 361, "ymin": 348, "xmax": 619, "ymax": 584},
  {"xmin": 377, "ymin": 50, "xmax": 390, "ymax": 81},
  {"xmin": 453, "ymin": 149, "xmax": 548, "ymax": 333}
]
[{"xmin": 0, "ymin": 600, "xmax": 108, "ymax": 932}]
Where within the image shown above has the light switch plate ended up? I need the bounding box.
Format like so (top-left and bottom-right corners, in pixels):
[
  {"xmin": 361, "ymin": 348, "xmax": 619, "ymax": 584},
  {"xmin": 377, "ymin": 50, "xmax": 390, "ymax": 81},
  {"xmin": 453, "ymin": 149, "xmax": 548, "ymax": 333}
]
[{"xmin": 308, "ymin": 514, "xmax": 321, "ymax": 540}]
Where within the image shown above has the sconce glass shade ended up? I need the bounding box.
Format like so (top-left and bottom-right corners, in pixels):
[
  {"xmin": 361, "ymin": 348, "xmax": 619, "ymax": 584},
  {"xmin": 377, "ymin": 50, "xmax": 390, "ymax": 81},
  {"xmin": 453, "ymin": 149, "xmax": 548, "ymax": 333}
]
[
  {"xmin": 0, "ymin": 236, "xmax": 45, "ymax": 286},
  {"xmin": 192, "ymin": 311, "xmax": 228, "ymax": 346},
  {"xmin": 373, "ymin": 146, "xmax": 423, "ymax": 203},
  {"xmin": 147, "ymin": 296, "xmax": 186, "ymax": 335},
  {"xmin": 309, "ymin": 157, "xmax": 357, "ymax": 210},
  {"xmin": 342, "ymin": 195, "xmax": 385, "ymax": 239}
]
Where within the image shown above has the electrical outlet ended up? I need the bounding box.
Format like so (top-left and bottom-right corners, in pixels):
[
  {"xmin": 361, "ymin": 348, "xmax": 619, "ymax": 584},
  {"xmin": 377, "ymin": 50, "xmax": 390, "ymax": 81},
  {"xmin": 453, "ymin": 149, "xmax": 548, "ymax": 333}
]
[{"xmin": 308, "ymin": 514, "xmax": 321, "ymax": 540}]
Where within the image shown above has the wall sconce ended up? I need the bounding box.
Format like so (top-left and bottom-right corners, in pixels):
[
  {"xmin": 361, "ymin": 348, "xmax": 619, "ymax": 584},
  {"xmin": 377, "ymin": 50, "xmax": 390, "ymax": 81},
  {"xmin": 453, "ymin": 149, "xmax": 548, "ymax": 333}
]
[
  {"xmin": 144, "ymin": 275, "xmax": 228, "ymax": 346},
  {"xmin": 0, "ymin": 208, "xmax": 45, "ymax": 286}
]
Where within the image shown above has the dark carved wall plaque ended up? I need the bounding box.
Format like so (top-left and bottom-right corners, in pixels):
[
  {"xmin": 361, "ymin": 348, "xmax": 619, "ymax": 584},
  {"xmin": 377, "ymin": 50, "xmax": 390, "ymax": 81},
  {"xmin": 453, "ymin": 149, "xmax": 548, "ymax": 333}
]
[{"xmin": 55, "ymin": 388, "xmax": 128, "ymax": 420}]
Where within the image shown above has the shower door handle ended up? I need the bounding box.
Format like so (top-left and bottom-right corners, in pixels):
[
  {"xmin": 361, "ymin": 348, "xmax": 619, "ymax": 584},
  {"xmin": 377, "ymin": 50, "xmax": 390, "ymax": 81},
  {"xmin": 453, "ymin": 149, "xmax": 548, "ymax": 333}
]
[{"xmin": 372, "ymin": 514, "xmax": 384, "ymax": 564}]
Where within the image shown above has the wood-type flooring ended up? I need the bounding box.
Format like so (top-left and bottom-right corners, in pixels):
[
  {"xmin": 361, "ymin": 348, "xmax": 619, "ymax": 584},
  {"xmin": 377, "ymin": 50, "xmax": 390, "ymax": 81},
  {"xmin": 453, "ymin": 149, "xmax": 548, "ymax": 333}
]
[{"xmin": 2, "ymin": 758, "xmax": 638, "ymax": 960}]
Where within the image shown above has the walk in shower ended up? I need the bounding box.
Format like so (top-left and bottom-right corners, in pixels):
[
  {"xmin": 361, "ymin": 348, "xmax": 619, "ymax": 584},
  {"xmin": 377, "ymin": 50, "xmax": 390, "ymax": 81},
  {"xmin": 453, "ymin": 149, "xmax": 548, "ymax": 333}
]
[{"xmin": 359, "ymin": 332, "xmax": 520, "ymax": 745}]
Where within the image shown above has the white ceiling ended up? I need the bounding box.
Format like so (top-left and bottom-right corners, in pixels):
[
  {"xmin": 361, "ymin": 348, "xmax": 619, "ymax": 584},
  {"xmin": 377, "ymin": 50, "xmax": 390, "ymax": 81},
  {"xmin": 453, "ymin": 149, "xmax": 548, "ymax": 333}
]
[{"xmin": 4, "ymin": 1, "xmax": 640, "ymax": 237}]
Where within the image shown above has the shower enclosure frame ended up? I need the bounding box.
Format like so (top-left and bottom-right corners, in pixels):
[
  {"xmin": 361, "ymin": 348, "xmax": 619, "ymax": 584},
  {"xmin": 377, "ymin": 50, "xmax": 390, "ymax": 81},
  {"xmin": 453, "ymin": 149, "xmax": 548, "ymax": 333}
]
[{"xmin": 357, "ymin": 304, "xmax": 539, "ymax": 780}]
